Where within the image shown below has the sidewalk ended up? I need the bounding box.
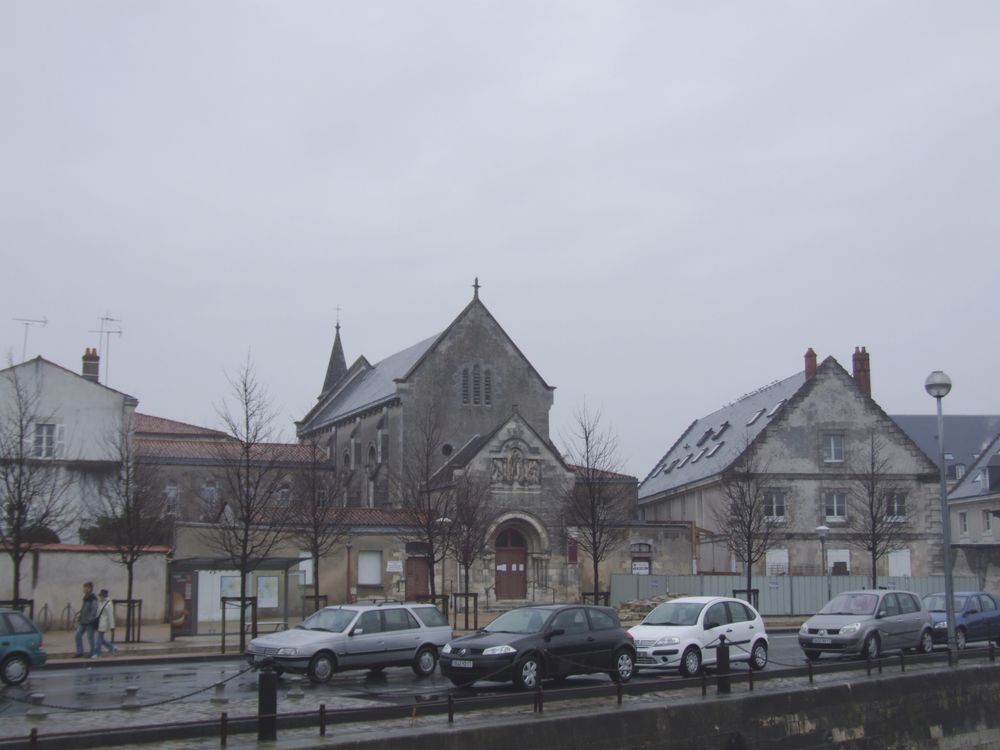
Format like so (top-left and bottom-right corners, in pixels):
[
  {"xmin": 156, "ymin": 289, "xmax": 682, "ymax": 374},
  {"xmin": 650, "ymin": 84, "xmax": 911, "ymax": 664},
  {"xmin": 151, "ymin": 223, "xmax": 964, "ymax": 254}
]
[{"xmin": 41, "ymin": 622, "xmax": 247, "ymax": 665}]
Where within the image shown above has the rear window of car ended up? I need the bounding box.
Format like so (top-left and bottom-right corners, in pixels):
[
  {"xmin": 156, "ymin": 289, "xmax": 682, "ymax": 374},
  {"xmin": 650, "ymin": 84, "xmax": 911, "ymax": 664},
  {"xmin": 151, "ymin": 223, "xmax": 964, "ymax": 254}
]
[
  {"xmin": 980, "ymin": 595, "xmax": 997, "ymax": 612},
  {"xmin": 3, "ymin": 613, "xmax": 35, "ymax": 634},
  {"xmin": 383, "ymin": 608, "xmax": 419, "ymax": 631},
  {"xmin": 586, "ymin": 608, "xmax": 618, "ymax": 631},
  {"xmin": 726, "ymin": 601, "xmax": 753, "ymax": 623},
  {"xmin": 411, "ymin": 606, "xmax": 449, "ymax": 627},
  {"xmin": 898, "ymin": 594, "xmax": 919, "ymax": 614}
]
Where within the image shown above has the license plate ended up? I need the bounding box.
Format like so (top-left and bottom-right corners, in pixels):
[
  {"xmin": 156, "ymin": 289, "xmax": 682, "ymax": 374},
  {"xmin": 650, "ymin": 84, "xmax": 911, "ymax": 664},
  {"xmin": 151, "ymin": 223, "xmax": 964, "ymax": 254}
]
[
  {"xmin": 812, "ymin": 638, "xmax": 832, "ymax": 645},
  {"xmin": 452, "ymin": 659, "xmax": 474, "ymax": 668}
]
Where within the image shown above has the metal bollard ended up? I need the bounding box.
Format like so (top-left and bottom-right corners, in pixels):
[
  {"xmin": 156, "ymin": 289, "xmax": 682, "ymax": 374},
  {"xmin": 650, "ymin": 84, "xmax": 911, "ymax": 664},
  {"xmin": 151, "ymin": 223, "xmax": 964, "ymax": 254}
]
[
  {"xmin": 899, "ymin": 653, "xmax": 905, "ymax": 673},
  {"xmin": 877, "ymin": 657, "xmax": 883, "ymax": 674},
  {"xmin": 866, "ymin": 656, "xmax": 871, "ymax": 677},
  {"xmin": 991, "ymin": 643, "xmax": 996, "ymax": 663},
  {"xmin": 748, "ymin": 667, "xmax": 754, "ymax": 691},
  {"xmin": 286, "ymin": 674, "xmax": 305, "ymax": 701},
  {"xmin": 220, "ymin": 711, "xmax": 228, "ymax": 747},
  {"xmin": 448, "ymin": 695, "xmax": 454, "ymax": 724},
  {"xmin": 211, "ymin": 681, "xmax": 229, "ymax": 705},
  {"xmin": 701, "ymin": 671, "xmax": 707, "ymax": 696},
  {"xmin": 29, "ymin": 728, "xmax": 38, "ymax": 750},
  {"xmin": 947, "ymin": 648, "xmax": 953, "ymax": 667},
  {"xmin": 122, "ymin": 686, "xmax": 140, "ymax": 710},
  {"xmin": 617, "ymin": 682, "xmax": 623, "ymax": 705},
  {"xmin": 533, "ymin": 684, "xmax": 543, "ymax": 713},
  {"xmin": 26, "ymin": 694, "xmax": 48, "ymax": 721},
  {"xmin": 716, "ymin": 635, "xmax": 731, "ymax": 694},
  {"xmin": 319, "ymin": 704, "xmax": 327, "ymax": 736},
  {"xmin": 258, "ymin": 662, "xmax": 278, "ymax": 741}
]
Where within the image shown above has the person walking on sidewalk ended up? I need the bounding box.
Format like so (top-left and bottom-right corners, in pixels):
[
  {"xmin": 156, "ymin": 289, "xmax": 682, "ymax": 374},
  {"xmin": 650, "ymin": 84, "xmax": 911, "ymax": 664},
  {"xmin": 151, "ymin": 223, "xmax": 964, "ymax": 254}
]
[
  {"xmin": 92, "ymin": 589, "xmax": 118, "ymax": 658},
  {"xmin": 74, "ymin": 582, "xmax": 99, "ymax": 657}
]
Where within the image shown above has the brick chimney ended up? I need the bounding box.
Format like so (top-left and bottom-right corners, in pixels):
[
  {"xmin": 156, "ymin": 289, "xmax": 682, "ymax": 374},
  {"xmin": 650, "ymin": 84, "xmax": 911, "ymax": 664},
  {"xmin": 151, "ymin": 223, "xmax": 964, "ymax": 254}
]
[
  {"xmin": 804, "ymin": 348, "xmax": 817, "ymax": 380},
  {"xmin": 82, "ymin": 347, "xmax": 100, "ymax": 383},
  {"xmin": 852, "ymin": 346, "xmax": 871, "ymax": 397}
]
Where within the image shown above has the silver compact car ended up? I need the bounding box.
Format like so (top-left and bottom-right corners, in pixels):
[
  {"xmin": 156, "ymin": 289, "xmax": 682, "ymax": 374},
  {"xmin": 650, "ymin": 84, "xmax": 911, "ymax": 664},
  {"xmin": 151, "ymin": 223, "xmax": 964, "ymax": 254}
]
[
  {"xmin": 245, "ymin": 603, "xmax": 452, "ymax": 682},
  {"xmin": 798, "ymin": 590, "xmax": 933, "ymax": 661}
]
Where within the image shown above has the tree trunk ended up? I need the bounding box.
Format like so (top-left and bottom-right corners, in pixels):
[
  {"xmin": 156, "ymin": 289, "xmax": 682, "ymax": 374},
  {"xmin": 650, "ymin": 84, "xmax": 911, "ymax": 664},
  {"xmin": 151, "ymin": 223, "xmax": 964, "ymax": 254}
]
[
  {"xmin": 313, "ymin": 552, "xmax": 321, "ymax": 611},
  {"xmin": 746, "ymin": 539, "xmax": 752, "ymax": 606},
  {"xmin": 429, "ymin": 557, "xmax": 437, "ymax": 598},
  {"xmin": 592, "ymin": 556, "xmax": 600, "ymax": 601},
  {"xmin": 871, "ymin": 549, "xmax": 878, "ymax": 589},
  {"xmin": 11, "ymin": 553, "xmax": 21, "ymax": 603},
  {"xmin": 126, "ymin": 562, "xmax": 135, "ymax": 643}
]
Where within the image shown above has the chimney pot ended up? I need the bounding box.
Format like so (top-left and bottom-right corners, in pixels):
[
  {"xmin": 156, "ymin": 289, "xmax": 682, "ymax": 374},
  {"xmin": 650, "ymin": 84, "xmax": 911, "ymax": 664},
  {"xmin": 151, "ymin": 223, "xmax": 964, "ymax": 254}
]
[
  {"xmin": 804, "ymin": 348, "xmax": 818, "ymax": 380},
  {"xmin": 852, "ymin": 346, "xmax": 871, "ymax": 398},
  {"xmin": 82, "ymin": 348, "xmax": 100, "ymax": 383}
]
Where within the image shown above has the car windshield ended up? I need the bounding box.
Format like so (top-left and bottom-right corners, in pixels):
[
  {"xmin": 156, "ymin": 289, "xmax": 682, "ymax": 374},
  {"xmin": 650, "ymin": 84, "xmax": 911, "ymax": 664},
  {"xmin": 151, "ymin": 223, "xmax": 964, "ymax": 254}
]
[
  {"xmin": 641, "ymin": 601, "xmax": 705, "ymax": 627},
  {"xmin": 484, "ymin": 608, "xmax": 549, "ymax": 634},
  {"xmin": 297, "ymin": 608, "xmax": 357, "ymax": 633},
  {"xmin": 818, "ymin": 593, "xmax": 879, "ymax": 616},
  {"xmin": 923, "ymin": 594, "xmax": 967, "ymax": 612}
]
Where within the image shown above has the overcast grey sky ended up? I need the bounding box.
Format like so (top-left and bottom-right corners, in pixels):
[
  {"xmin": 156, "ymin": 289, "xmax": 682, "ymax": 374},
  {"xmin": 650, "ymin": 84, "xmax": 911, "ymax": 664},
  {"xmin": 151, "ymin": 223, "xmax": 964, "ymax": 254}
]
[{"xmin": 3, "ymin": 2, "xmax": 999, "ymax": 477}]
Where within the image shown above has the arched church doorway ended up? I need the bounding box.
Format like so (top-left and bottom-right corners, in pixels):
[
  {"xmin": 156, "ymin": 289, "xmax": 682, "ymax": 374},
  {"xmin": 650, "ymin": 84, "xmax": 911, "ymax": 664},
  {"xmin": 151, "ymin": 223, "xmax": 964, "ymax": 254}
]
[{"xmin": 495, "ymin": 527, "xmax": 527, "ymax": 599}]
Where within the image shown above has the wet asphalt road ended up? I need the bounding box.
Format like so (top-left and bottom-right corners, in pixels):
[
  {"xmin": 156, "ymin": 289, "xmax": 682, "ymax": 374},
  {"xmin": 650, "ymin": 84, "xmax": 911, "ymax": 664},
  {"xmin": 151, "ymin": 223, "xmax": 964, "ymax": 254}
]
[{"xmin": 2, "ymin": 633, "xmax": 975, "ymax": 716}]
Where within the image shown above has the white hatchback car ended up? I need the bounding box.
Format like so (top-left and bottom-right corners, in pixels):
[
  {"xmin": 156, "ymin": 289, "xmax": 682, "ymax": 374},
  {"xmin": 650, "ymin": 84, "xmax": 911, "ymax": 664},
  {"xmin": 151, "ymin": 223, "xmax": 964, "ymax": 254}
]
[{"xmin": 629, "ymin": 596, "xmax": 769, "ymax": 676}]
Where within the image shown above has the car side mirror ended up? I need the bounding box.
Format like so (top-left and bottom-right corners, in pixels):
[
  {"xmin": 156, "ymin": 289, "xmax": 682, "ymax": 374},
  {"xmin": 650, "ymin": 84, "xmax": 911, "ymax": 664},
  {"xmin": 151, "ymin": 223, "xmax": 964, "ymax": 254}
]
[
  {"xmin": 876, "ymin": 610, "xmax": 887, "ymax": 619},
  {"xmin": 351, "ymin": 628, "xmax": 363, "ymax": 636},
  {"xmin": 546, "ymin": 628, "xmax": 565, "ymax": 640},
  {"xmin": 969, "ymin": 609, "xmax": 979, "ymax": 615}
]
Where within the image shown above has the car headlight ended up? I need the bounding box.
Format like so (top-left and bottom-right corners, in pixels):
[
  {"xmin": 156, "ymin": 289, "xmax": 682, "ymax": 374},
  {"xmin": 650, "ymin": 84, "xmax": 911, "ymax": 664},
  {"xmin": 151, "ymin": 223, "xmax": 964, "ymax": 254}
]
[
  {"xmin": 442, "ymin": 643, "xmax": 452, "ymax": 654},
  {"xmin": 934, "ymin": 621, "xmax": 948, "ymax": 630},
  {"xmin": 483, "ymin": 644, "xmax": 516, "ymax": 655},
  {"xmin": 654, "ymin": 636, "xmax": 680, "ymax": 646},
  {"xmin": 276, "ymin": 647, "xmax": 298, "ymax": 656},
  {"xmin": 799, "ymin": 623, "xmax": 808, "ymax": 634},
  {"xmin": 838, "ymin": 623, "xmax": 861, "ymax": 636}
]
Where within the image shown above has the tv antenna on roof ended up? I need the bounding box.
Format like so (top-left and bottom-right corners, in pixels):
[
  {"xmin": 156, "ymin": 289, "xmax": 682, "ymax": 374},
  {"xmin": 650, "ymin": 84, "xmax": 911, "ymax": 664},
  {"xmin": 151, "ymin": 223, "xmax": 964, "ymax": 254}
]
[
  {"xmin": 89, "ymin": 314, "xmax": 123, "ymax": 385},
  {"xmin": 12, "ymin": 317, "xmax": 47, "ymax": 361}
]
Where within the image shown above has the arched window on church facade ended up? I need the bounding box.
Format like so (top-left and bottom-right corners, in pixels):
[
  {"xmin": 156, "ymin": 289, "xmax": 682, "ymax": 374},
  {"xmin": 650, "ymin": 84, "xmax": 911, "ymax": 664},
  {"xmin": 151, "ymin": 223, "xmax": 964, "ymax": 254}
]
[
  {"xmin": 462, "ymin": 368, "xmax": 470, "ymax": 404},
  {"xmin": 484, "ymin": 369, "xmax": 492, "ymax": 405},
  {"xmin": 473, "ymin": 364, "xmax": 481, "ymax": 405}
]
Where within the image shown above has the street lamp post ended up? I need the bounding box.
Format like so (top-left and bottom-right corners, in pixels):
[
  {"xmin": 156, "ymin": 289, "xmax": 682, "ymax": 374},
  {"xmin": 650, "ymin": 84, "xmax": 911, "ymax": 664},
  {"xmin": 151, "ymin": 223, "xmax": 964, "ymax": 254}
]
[
  {"xmin": 816, "ymin": 525, "xmax": 831, "ymax": 601},
  {"xmin": 926, "ymin": 370, "xmax": 957, "ymax": 653}
]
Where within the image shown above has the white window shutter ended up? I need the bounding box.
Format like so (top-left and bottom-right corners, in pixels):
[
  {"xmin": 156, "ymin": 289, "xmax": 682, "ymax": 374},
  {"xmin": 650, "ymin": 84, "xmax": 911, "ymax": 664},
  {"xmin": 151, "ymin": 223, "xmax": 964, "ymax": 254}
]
[{"xmin": 55, "ymin": 424, "xmax": 66, "ymax": 458}]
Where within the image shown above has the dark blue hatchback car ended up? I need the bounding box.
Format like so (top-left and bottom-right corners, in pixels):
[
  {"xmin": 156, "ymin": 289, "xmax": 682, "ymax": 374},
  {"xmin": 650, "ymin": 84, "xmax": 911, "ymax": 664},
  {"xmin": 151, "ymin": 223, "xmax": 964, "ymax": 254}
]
[
  {"xmin": 923, "ymin": 592, "xmax": 1000, "ymax": 649},
  {"xmin": 0, "ymin": 608, "xmax": 47, "ymax": 685}
]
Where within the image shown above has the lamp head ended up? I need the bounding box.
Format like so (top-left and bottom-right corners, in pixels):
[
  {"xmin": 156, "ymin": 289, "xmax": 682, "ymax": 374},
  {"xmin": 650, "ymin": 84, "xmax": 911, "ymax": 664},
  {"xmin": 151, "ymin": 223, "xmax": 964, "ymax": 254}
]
[
  {"xmin": 815, "ymin": 524, "xmax": 830, "ymax": 540},
  {"xmin": 925, "ymin": 371, "xmax": 952, "ymax": 399}
]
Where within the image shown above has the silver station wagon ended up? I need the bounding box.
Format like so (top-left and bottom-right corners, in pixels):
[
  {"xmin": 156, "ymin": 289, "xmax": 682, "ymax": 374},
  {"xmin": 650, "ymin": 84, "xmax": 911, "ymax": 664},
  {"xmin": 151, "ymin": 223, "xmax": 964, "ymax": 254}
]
[{"xmin": 245, "ymin": 602, "xmax": 452, "ymax": 682}]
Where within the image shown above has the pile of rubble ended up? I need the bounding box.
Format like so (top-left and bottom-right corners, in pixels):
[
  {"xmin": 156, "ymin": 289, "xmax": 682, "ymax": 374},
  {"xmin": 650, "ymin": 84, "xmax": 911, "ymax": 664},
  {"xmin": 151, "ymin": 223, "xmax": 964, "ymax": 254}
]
[{"xmin": 615, "ymin": 592, "xmax": 686, "ymax": 626}]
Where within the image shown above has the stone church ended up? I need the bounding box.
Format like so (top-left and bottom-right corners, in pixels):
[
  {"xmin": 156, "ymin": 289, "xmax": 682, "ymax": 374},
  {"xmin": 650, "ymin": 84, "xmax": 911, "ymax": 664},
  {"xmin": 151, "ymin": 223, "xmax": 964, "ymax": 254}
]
[{"xmin": 295, "ymin": 284, "xmax": 692, "ymax": 604}]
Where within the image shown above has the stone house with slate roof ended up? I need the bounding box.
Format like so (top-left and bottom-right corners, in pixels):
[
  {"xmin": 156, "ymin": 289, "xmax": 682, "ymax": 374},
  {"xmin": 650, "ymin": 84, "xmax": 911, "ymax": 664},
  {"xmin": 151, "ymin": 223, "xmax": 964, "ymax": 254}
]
[
  {"xmin": 638, "ymin": 348, "xmax": 943, "ymax": 581},
  {"xmin": 296, "ymin": 285, "xmax": 694, "ymax": 604},
  {"xmin": 947, "ymin": 433, "xmax": 1000, "ymax": 590}
]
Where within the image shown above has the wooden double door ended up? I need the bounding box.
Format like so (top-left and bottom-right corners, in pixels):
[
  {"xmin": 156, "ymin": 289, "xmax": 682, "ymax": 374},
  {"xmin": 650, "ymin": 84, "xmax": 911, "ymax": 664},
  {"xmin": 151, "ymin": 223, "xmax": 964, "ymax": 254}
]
[{"xmin": 495, "ymin": 528, "xmax": 527, "ymax": 599}]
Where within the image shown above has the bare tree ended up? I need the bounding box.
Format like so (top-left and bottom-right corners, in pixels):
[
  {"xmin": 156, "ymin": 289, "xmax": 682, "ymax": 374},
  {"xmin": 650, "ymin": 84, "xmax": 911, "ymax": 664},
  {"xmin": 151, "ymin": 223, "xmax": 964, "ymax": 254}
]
[
  {"xmin": 561, "ymin": 403, "xmax": 631, "ymax": 601},
  {"xmin": 0, "ymin": 362, "xmax": 73, "ymax": 603},
  {"xmin": 449, "ymin": 470, "xmax": 493, "ymax": 602},
  {"xmin": 287, "ymin": 439, "xmax": 348, "ymax": 611},
  {"xmin": 845, "ymin": 431, "xmax": 910, "ymax": 588},
  {"xmin": 393, "ymin": 401, "xmax": 456, "ymax": 598},
  {"xmin": 80, "ymin": 413, "xmax": 170, "ymax": 639},
  {"xmin": 710, "ymin": 433, "xmax": 779, "ymax": 603},
  {"xmin": 199, "ymin": 356, "xmax": 293, "ymax": 652}
]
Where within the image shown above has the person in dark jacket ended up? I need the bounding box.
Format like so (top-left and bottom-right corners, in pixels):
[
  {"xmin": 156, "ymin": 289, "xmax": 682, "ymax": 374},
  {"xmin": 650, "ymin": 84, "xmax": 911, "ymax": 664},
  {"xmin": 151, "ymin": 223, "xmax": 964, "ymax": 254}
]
[{"xmin": 74, "ymin": 581, "xmax": 99, "ymax": 657}]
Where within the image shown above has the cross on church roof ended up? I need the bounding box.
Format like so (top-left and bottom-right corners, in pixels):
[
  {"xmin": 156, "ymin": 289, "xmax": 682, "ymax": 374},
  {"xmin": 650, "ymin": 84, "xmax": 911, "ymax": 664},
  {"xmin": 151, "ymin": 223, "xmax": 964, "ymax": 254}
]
[{"xmin": 473, "ymin": 277, "xmax": 481, "ymax": 299}]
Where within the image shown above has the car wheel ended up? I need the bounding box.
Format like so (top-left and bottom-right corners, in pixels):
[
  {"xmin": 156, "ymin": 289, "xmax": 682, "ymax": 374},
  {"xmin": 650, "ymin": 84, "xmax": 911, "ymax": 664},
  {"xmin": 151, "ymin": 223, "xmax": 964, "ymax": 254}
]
[
  {"xmin": 804, "ymin": 650, "xmax": 821, "ymax": 662},
  {"xmin": 307, "ymin": 652, "xmax": 336, "ymax": 683},
  {"xmin": 863, "ymin": 632, "xmax": 881, "ymax": 660},
  {"xmin": 1, "ymin": 654, "xmax": 30, "ymax": 686},
  {"xmin": 611, "ymin": 649, "xmax": 635, "ymax": 684},
  {"xmin": 512, "ymin": 654, "xmax": 542, "ymax": 690},
  {"xmin": 679, "ymin": 646, "xmax": 702, "ymax": 677},
  {"xmin": 956, "ymin": 628, "xmax": 967, "ymax": 650},
  {"xmin": 412, "ymin": 646, "xmax": 437, "ymax": 677},
  {"xmin": 749, "ymin": 640, "xmax": 768, "ymax": 671}
]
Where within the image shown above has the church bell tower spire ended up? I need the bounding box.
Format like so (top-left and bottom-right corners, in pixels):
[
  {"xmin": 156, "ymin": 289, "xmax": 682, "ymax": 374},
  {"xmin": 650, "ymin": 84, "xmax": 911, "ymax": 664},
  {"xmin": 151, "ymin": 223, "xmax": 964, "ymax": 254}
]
[{"xmin": 321, "ymin": 312, "xmax": 347, "ymax": 396}]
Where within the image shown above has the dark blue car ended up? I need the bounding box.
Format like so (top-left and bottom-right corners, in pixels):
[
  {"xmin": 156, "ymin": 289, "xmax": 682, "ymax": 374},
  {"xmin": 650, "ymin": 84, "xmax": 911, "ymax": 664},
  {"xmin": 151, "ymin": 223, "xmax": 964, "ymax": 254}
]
[
  {"xmin": 922, "ymin": 592, "xmax": 1000, "ymax": 649},
  {"xmin": 0, "ymin": 608, "xmax": 47, "ymax": 685}
]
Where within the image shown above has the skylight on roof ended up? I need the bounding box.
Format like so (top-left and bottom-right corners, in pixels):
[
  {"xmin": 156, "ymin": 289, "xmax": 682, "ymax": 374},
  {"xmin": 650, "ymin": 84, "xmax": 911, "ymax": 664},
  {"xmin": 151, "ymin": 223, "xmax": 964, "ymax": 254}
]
[
  {"xmin": 767, "ymin": 400, "xmax": 785, "ymax": 417},
  {"xmin": 676, "ymin": 453, "xmax": 693, "ymax": 469},
  {"xmin": 661, "ymin": 458, "xmax": 680, "ymax": 475},
  {"xmin": 691, "ymin": 447, "xmax": 707, "ymax": 463},
  {"xmin": 706, "ymin": 442, "xmax": 724, "ymax": 457},
  {"xmin": 747, "ymin": 408, "xmax": 766, "ymax": 426}
]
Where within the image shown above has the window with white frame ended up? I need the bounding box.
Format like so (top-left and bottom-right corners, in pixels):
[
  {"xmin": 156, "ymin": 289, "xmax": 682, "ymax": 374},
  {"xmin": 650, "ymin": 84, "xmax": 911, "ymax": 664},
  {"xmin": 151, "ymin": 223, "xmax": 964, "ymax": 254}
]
[
  {"xmin": 764, "ymin": 491, "xmax": 786, "ymax": 521},
  {"xmin": 824, "ymin": 491, "xmax": 848, "ymax": 521},
  {"xmin": 959, "ymin": 512, "xmax": 968, "ymax": 536},
  {"xmin": 33, "ymin": 423, "xmax": 64, "ymax": 458},
  {"xmin": 357, "ymin": 550, "xmax": 383, "ymax": 586},
  {"xmin": 886, "ymin": 493, "xmax": 906, "ymax": 521},
  {"xmin": 275, "ymin": 486, "xmax": 290, "ymax": 507},
  {"xmin": 822, "ymin": 434, "xmax": 845, "ymax": 464},
  {"xmin": 828, "ymin": 548, "xmax": 851, "ymax": 575},
  {"xmin": 984, "ymin": 510, "xmax": 993, "ymax": 535}
]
